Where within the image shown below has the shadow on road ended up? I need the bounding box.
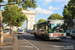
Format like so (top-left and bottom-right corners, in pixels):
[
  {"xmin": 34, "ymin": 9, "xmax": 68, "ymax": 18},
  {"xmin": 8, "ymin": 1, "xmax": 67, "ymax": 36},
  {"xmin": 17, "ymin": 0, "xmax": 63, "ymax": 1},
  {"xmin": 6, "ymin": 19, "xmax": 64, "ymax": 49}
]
[
  {"xmin": 17, "ymin": 34, "xmax": 75, "ymax": 50},
  {"xmin": 17, "ymin": 34, "xmax": 65, "ymax": 42}
]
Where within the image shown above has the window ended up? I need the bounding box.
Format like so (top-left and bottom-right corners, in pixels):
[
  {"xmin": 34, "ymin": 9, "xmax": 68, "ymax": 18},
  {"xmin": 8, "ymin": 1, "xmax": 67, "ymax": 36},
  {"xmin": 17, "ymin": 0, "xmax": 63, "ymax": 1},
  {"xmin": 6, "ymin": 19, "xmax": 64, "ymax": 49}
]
[
  {"xmin": 49, "ymin": 23, "xmax": 64, "ymax": 32},
  {"xmin": 19, "ymin": 30, "xmax": 23, "ymax": 32},
  {"xmin": 72, "ymin": 30, "xmax": 75, "ymax": 33}
]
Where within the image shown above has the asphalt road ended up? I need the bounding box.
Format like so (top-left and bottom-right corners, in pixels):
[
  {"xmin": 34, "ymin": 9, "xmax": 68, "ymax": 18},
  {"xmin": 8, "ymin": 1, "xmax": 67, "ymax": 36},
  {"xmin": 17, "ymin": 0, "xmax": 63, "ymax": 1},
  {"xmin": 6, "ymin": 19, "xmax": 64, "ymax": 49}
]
[{"xmin": 17, "ymin": 32, "xmax": 75, "ymax": 50}]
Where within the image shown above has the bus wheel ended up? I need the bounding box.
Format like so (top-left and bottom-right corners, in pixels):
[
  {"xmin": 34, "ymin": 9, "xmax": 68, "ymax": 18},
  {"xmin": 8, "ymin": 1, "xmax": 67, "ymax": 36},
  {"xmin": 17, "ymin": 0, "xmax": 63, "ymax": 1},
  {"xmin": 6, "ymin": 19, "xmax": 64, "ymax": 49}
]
[
  {"xmin": 42, "ymin": 35, "xmax": 45, "ymax": 40},
  {"xmin": 71, "ymin": 35, "xmax": 74, "ymax": 39},
  {"xmin": 42, "ymin": 37, "xmax": 45, "ymax": 40},
  {"xmin": 44, "ymin": 36, "xmax": 49, "ymax": 41},
  {"xmin": 35, "ymin": 34, "xmax": 37, "ymax": 37}
]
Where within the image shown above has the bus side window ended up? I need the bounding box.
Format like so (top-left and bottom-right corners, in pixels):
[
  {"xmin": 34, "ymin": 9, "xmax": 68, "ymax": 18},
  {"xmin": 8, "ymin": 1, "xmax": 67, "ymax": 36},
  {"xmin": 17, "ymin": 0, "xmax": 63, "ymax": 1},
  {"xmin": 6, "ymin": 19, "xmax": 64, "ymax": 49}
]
[
  {"xmin": 39, "ymin": 29, "xmax": 44, "ymax": 32},
  {"xmin": 41, "ymin": 30, "xmax": 44, "ymax": 32}
]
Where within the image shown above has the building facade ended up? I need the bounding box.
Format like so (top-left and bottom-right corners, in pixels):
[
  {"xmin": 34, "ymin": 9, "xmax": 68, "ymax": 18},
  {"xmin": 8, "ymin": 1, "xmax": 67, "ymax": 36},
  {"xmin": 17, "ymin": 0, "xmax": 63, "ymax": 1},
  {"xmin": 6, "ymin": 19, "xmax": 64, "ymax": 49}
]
[{"xmin": 22, "ymin": 9, "xmax": 35, "ymax": 30}]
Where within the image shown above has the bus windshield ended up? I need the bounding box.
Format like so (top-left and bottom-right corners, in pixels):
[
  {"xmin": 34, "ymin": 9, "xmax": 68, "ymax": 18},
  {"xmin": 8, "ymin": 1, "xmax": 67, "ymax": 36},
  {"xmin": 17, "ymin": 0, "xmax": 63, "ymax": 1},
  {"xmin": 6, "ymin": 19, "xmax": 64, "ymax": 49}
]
[{"xmin": 49, "ymin": 23, "xmax": 65, "ymax": 33}]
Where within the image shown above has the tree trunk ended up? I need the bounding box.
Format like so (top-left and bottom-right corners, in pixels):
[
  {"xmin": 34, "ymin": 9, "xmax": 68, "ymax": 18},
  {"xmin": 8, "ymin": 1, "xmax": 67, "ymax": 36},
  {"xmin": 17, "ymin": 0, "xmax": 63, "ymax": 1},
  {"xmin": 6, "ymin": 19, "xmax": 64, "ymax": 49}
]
[
  {"xmin": 10, "ymin": 25, "xmax": 12, "ymax": 36},
  {"xmin": 11, "ymin": 26, "xmax": 13, "ymax": 36},
  {"xmin": 10, "ymin": 25, "xmax": 14, "ymax": 36},
  {"xmin": 0, "ymin": 6, "xmax": 3, "ymax": 46}
]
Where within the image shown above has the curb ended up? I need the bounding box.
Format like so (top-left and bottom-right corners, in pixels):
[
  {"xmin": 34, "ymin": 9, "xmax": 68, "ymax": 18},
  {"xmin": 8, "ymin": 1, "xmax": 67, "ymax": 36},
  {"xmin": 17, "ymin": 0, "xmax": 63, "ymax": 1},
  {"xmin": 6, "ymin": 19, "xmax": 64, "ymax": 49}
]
[{"xmin": 13, "ymin": 32, "xmax": 18, "ymax": 50}]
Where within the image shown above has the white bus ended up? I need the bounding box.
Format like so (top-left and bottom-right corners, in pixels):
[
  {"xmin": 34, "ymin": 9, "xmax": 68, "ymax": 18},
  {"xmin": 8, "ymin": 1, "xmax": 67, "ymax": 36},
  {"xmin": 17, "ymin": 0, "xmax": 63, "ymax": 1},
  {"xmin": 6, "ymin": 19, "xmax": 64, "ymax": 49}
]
[{"xmin": 34, "ymin": 20, "xmax": 66, "ymax": 40}]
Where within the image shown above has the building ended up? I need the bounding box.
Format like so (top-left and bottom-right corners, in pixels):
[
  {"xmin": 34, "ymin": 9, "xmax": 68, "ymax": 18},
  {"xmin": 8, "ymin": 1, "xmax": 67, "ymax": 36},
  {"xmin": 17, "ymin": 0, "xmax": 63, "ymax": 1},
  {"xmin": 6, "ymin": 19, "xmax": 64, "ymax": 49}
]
[{"xmin": 22, "ymin": 9, "xmax": 35, "ymax": 30}]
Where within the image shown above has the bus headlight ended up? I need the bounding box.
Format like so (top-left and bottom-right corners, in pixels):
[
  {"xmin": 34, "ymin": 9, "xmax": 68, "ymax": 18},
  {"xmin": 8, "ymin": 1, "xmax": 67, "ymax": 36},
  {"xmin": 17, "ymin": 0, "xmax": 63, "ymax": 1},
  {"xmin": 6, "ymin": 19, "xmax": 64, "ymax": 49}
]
[
  {"xmin": 49, "ymin": 34, "xmax": 53, "ymax": 37},
  {"xmin": 64, "ymin": 33, "xmax": 66, "ymax": 36}
]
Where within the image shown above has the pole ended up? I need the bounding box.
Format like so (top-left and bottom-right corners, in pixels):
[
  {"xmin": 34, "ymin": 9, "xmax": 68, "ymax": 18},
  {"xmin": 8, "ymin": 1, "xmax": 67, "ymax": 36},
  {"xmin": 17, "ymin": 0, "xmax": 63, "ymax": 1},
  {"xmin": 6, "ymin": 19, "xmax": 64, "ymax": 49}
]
[{"xmin": 0, "ymin": 5, "xmax": 3, "ymax": 46}]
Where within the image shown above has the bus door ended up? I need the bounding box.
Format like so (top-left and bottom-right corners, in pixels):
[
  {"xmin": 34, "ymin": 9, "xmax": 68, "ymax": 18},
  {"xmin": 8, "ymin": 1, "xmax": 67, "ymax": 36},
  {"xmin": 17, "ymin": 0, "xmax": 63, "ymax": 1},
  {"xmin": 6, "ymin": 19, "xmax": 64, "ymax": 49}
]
[{"xmin": 38, "ymin": 29, "xmax": 44, "ymax": 37}]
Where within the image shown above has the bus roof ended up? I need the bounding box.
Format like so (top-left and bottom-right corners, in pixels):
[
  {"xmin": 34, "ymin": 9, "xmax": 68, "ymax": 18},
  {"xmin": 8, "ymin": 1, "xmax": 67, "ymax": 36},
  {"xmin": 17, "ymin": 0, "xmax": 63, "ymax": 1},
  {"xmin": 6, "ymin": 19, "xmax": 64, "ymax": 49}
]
[
  {"xmin": 36, "ymin": 21, "xmax": 48, "ymax": 25},
  {"xmin": 35, "ymin": 20, "xmax": 64, "ymax": 25}
]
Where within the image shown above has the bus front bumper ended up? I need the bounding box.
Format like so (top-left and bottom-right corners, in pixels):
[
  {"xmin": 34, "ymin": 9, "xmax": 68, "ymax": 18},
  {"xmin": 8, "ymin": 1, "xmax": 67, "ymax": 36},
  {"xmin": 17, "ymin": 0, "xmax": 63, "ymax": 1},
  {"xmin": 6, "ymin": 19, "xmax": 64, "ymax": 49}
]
[{"xmin": 49, "ymin": 36, "xmax": 66, "ymax": 40}]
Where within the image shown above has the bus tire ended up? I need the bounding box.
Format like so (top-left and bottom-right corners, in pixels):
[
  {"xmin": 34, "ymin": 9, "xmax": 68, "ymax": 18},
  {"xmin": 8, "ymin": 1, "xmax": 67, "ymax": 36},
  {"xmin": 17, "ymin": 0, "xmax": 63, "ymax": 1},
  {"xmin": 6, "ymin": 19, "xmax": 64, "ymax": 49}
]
[
  {"xmin": 35, "ymin": 35, "xmax": 37, "ymax": 37},
  {"xmin": 71, "ymin": 35, "xmax": 74, "ymax": 39},
  {"xmin": 42, "ymin": 35, "xmax": 45, "ymax": 40},
  {"xmin": 35, "ymin": 34, "xmax": 37, "ymax": 38}
]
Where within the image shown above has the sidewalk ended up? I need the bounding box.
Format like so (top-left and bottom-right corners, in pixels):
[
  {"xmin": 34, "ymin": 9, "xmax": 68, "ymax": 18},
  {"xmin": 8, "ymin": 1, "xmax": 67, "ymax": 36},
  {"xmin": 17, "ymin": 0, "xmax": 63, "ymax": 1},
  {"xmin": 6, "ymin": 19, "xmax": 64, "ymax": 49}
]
[{"xmin": 0, "ymin": 31, "xmax": 18, "ymax": 50}]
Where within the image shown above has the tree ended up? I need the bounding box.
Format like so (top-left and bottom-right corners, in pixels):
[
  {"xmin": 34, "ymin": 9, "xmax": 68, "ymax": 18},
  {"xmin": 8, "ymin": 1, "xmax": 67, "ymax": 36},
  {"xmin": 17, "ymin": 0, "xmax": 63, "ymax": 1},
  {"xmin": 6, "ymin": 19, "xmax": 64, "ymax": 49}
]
[
  {"xmin": 7, "ymin": 0, "xmax": 38, "ymax": 10},
  {"xmin": 63, "ymin": 0, "xmax": 75, "ymax": 27},
  {"xmin": 0, "ymin": 0, "xmax": 37, "ymax": 9},
  {"xmin": 48, "ymin": 13, "xmax": 63, "ymax": 20},
  {"xmin": 37, "ymin": 19, "xmax": 47, "ymax": 23},
  {"xmin": 2, "ymin": 5, "xmax": 27, "ymax": 35},
  {"xmin": 0, "ymin": 0, "xmax": 37, "ymax": 45},
  {"xmin": 25, "ymin": 28, "xmax": 27, "ymax": 30},
  {"xmin": 0, "ymin": 0, "xmax": 5, "ymax": 46}
]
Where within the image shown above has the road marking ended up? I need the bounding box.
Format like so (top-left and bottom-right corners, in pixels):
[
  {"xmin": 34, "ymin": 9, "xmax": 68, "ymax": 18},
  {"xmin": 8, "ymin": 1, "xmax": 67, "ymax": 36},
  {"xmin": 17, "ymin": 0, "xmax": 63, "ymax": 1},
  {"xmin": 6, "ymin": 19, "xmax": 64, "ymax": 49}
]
[
  {"xmin": 19, "ymin": 35, "xmax": 40, "ymax": 50},
  {"xmin": 0, "ymin": 46, "xmax": 13, "ymax": 48},
  {"xmin": 21, "ymin": 46, "xmax": 34, "ymax": 48},
  {"xmin": 20, "ymin": 42, "xmax": 29, "ymax": 44}
]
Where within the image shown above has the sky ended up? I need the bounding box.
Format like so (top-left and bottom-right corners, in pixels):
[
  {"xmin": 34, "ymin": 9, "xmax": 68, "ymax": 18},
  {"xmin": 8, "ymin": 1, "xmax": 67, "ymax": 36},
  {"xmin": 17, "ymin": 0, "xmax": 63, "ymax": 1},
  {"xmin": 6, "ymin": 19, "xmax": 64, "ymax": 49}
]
[
  {"xmin": 21, "ymin": 0, "xmax": 70, "ymax": 29},
  {"xmin": 35, "ymin": 0, "xmax": 70, "ymax": 20},
  {"xmin": 1, "ymin": 0, "xmax": 70, "ymax": 29}
]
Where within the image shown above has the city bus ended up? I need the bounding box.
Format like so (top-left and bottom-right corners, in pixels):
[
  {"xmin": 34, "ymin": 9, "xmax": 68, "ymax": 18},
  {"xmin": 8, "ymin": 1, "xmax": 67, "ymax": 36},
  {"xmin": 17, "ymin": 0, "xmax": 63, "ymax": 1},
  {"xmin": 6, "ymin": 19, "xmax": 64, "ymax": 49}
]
[{"xmin": 34, "ymin": 20, "xmax": 66, "ymax": 40}]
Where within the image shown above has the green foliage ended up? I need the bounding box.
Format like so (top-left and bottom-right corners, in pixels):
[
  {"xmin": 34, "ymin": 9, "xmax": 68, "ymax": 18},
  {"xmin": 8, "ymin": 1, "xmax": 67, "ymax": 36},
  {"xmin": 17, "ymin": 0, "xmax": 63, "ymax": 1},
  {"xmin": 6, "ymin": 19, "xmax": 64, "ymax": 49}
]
[
  {"xmin": 33, "ymin": 24, "xmax": 35, "ymax": 30},
  {"xmin": 8, "ymin": 0, "xmax": 16, "ymax": 2},
  {"xmin": 25, "ymin": 28, "xmax": 27, "ymax": 30},
  {"xmin": 63, "ymin": 6, "xmax": 70, "ymax": 19},
  {"xmin": 48, "ymin": 13, "xmax": 63, "ymax": 20},
  {"xmin": 0, "ymin": 0, "xmax": 4, "ymax": 2},
  {"xmin": 37, "ymin": 19, "xmax": 47, "ymax": 23},
  {"xmin": 67, "ymin": 19, "xmax": 74, "ymax": 27},
  {"xmin": 2, "ymin": 5, "xmax": 27, "ymax": 27},
  {"xmin": 7, "ymin": 0, "xmax": 38, "ymax": 9},
  {"xmin": 0, "ymin": 0, "xmax": 37, "ymax": 9},
  {"xmin": 63, "ymin": 0, "xmax": 75, "ymax": 26},
  {"xmin": 63, "ymin": 0, "xmax": 75, "ymax": 18}
]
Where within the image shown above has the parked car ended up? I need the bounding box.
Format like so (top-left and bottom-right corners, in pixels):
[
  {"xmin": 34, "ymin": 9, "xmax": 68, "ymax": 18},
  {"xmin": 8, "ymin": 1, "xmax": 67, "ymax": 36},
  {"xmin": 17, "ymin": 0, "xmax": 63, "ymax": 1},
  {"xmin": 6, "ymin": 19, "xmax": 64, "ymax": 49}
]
[
  {"xmin": 18, "ymin": 30, "xmax": 24, "ymax": 34},
  {"xmin": 27, "ymin": 30, "xmax": 31, "ymax": 33},
  {"xmin": 66, "ymin": 30, "xmax": 71, "ymax": 36},
  {"xmin": 3, "ymin": 29, "xmax": 10, "ymax": 32},
  {"xmin": 71, "ymin": 30, "xmax": 75, "ymax": 39},
  {"xmin": 25, "ymin": 30, "xmax": 27, "ymax": 32},
  {"xmin": 30, "ymin": 30, "xmax": 34, "ymax": 34}
]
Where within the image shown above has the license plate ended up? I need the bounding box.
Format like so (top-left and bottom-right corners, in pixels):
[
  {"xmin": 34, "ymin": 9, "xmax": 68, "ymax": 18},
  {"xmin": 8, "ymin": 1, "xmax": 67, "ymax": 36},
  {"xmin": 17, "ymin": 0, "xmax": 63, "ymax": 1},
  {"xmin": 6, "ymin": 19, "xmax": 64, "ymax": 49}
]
[
  {"xmin": 53, "ymin": 33, "xmax": 63, "ymax": 36},
  {"xmin": 53, "ymin": 34, "xmax": 60, "ymax": 36},
  {"xmin": 56, "ymin": 38, "xmax": 60, "ymax": 39}
]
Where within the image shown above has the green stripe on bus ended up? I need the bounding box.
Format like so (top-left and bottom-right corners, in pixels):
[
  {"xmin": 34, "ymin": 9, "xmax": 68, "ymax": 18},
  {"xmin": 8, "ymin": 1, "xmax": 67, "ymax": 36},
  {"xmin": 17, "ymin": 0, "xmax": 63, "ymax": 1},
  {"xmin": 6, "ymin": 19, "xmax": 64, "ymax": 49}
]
[{"xmin": 49, "ymin": 33, "xmax": 53, "ymax": 34}]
